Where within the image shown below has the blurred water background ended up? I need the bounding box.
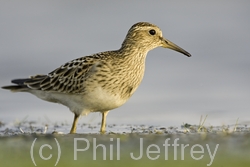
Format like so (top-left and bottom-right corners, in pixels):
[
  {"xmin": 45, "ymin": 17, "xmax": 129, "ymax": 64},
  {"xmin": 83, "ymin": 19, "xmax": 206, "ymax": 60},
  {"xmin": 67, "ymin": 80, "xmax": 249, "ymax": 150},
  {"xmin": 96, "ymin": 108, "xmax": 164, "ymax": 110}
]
[{"xmin": 0, "ymin": 1, "xmax": 250, "ymax": 130}]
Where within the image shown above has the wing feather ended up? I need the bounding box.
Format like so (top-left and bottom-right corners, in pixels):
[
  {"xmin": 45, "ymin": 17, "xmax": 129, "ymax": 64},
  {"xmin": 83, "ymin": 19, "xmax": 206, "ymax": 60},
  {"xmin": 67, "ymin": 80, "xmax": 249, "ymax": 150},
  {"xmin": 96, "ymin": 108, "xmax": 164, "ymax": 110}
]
[
  {"xmin": 21, "ymin": 55, "xmax": 99, "ymax": 93},
  {"xmin": 3, "ymin": 52, "xmax": 112, "ymax": 93}
]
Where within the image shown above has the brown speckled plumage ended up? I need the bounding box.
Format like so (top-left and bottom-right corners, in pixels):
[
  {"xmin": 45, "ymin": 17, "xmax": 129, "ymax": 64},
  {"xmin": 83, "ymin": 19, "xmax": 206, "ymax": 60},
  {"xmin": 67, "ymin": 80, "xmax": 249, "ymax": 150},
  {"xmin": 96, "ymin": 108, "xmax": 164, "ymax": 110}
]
[{"xmin": 2, "ymin": 22, "xmax": 191, "ymax": 133}]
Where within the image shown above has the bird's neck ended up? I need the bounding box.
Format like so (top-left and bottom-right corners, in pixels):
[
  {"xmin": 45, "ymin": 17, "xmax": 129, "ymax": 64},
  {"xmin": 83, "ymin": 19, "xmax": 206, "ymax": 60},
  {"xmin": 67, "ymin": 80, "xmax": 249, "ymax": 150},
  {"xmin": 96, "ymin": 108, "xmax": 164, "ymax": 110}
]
[{"xmin": 118, "ymin": 43, "xmax": 149, "ymax": 59}]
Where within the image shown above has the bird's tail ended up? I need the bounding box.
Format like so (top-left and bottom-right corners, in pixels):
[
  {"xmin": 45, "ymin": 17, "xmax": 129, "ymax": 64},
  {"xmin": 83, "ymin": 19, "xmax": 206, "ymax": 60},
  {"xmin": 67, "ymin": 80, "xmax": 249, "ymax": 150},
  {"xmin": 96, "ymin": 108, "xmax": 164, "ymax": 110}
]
[
  {"xmin": 2, "ymin": 85, "xmax": 27, "ymax": 92},
  {"xmin": 2, "ymin": 75, "xmax": 47, "ymax": 92}
]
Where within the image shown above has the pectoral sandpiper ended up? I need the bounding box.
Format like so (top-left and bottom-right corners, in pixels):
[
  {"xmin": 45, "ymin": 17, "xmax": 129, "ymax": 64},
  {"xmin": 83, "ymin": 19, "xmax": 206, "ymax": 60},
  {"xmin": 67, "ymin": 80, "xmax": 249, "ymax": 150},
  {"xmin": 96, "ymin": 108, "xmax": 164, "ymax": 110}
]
[{"xmin": 2, "ymin": 22, "xmax": 191, "ymax": 133}]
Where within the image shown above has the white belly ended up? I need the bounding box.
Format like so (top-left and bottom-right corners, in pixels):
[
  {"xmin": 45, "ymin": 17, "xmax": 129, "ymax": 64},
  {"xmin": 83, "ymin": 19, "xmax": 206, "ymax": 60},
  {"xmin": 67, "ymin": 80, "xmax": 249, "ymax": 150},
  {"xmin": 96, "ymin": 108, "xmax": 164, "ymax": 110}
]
[{"xmin": 30, "ymin": 86, "xmax": 127, "ymax": 116}]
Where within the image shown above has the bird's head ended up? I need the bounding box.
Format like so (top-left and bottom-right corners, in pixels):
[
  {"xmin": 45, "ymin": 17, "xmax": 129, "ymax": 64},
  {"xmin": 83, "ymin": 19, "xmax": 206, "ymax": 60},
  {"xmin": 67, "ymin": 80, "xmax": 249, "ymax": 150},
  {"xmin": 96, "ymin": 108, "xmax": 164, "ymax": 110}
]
[{"xmin": 122, "ymin": 22, "xmax": 191, "ymax": 57}]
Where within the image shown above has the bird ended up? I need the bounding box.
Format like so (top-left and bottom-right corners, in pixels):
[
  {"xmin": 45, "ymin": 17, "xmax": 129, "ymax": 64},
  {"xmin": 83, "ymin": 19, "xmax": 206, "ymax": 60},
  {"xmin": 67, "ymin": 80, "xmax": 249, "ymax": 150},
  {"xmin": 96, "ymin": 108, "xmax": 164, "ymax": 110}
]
[{"xmin": 2, "ymin": 22, "xmax": 191, "ymax": 134}]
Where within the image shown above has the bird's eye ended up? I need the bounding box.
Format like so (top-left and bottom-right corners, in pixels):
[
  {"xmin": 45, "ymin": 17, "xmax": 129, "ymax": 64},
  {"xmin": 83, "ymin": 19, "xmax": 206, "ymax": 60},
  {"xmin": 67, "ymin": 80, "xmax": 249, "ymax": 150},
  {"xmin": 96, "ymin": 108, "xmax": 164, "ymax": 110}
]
[{"xmin": 149, "ymin": 29, "xmax": 156, "ymax": 35}]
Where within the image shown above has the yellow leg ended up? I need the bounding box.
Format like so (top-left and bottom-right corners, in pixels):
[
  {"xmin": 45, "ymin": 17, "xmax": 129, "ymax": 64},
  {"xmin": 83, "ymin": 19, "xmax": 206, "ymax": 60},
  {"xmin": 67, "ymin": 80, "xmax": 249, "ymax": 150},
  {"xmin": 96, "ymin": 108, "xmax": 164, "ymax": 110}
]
[
  {"xmin": 100, "ymin": 111, "xmax": 109, "ymax": 133},
  {"xmin": 70, "ymin": 113, "xmax": 80, "ymax": 134}
]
